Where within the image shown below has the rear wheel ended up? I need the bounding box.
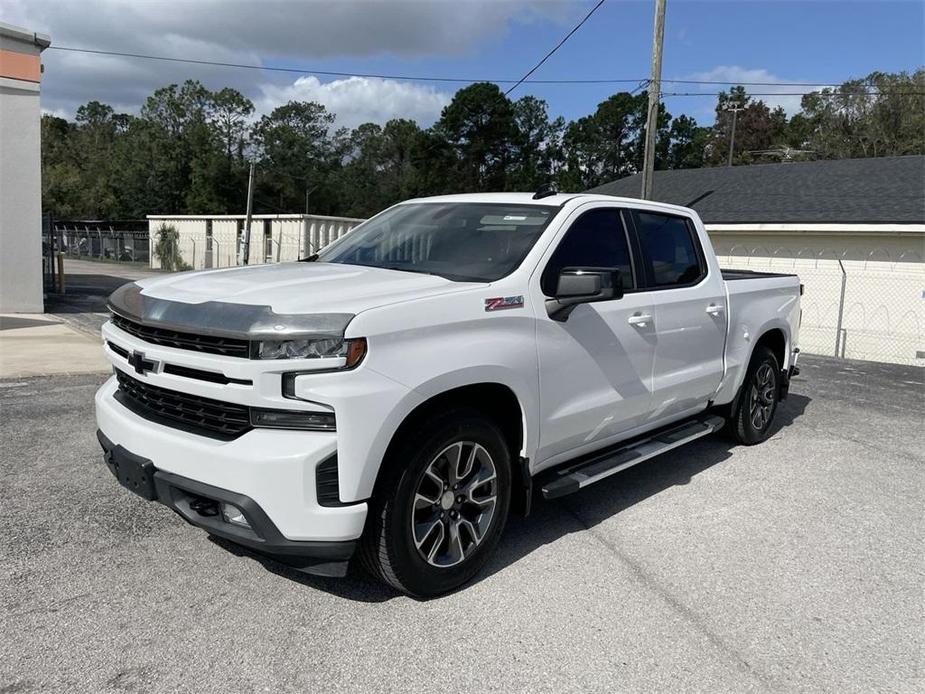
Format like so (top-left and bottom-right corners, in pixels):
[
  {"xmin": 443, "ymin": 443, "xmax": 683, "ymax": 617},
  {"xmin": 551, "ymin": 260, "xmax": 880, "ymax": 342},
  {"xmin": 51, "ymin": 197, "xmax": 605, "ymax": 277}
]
[
  {"xmin": 728, "ymin": 346, "xmax": 781, "ymax": 445},
  {"xmin": 360, "ymin": 409, "xmax": 511, "ymax": 598}
]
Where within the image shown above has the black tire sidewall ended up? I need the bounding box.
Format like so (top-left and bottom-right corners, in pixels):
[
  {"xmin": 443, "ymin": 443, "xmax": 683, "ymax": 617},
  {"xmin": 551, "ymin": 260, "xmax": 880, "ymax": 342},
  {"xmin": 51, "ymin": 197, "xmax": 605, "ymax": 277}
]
[
  {"xmin": 380, "ymin": 412, "xmax": 512, "ymax": 597},
  {"xmin": 735, "ymin": 347, "xmax": 780, "ymax": 444}
]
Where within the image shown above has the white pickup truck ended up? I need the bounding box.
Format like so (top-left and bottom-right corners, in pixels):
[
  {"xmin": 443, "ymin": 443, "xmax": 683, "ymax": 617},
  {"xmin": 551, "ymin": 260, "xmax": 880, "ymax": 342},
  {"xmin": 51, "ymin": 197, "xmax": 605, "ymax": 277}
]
[{"xmin": 96, "ymin": 192, "xmax": 801, "ymax": 597}]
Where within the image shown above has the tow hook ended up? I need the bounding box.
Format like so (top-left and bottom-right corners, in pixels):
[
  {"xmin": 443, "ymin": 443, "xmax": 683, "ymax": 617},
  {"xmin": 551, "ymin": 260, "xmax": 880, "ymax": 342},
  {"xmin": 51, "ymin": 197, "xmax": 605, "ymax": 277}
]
[{"xmin": 189, "ymin": 497, "xmax": 220, "ymax": 517}]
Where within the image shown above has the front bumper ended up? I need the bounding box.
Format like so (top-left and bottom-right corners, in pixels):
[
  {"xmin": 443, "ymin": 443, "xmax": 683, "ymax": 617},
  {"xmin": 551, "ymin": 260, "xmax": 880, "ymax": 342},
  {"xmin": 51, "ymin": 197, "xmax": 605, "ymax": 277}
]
[
  {"xmin": 97, "ymin": 430, "xmax": 356, "ymax": 576},
  {"xmin": 95, "ymin": 375, "xmax": 368, "ymax": 559}
]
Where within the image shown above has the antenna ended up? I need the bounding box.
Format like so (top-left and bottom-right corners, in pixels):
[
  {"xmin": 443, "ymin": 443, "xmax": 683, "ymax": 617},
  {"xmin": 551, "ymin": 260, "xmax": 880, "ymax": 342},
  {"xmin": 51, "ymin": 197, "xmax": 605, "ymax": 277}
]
[{"xmin": 533, "ymin": 183, "xmax": 558, "ymax": 200}]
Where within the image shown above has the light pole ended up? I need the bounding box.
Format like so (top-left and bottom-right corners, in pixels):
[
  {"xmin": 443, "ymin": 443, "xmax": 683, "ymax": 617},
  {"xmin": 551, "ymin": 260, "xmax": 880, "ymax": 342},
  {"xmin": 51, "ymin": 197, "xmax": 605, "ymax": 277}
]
[
  {"xmin": 240, "ymin": 159, "xmax": 255, "ymax": 265},
  {"xmin": 640, "ymin": 0, "xmax": 666, "ymax": 199},
  {"xmin": 726, "ymin": 103, "xmax": 744, "ymax": 167}
]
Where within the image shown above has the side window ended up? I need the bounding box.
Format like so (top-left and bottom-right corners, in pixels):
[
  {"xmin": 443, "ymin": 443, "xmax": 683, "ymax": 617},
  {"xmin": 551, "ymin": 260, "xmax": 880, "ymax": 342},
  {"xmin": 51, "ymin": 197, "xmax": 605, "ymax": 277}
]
[
  {"xmin": 633, "ymin": 212, "xmax": 704, "ymax": 287},
  {"xmin": 541, "ymin": 208, "xmax": 634, "ymax": 296}
]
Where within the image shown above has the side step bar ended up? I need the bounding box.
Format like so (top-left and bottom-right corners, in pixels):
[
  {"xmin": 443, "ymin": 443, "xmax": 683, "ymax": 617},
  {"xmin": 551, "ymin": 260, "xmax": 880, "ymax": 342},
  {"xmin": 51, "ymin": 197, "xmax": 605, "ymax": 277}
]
[{"xmin": 540, "ymin": 415, "xmax": 726, "ymax": 500}]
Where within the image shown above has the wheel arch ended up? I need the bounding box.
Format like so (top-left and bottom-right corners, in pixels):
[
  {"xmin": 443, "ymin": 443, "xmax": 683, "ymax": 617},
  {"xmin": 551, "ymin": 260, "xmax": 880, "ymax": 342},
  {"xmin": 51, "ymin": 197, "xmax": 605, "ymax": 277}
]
[
  {"xmin": 722, "ymin": 324, "xmax": 790, "ymax": 416},
  {"xmin": 753, "ymin": 326, "xmax": 787, "ymax": 370},
  {"xmin": 374, "ymin": 381, "xmax": 533, "ymax": 514}
]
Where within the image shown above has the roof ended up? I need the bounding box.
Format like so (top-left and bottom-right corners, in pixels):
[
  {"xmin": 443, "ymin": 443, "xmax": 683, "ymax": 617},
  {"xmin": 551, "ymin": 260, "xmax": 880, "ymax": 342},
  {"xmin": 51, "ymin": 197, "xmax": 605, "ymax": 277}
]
[
  {"xmin": 147, "ymin": 213, "xmax": 365, "ymax": 222},
  {"xmin": 588, "ymin": 155, "xmax": 925, "ymax": 224},
  {"xmin": 402, "ymin": 192, "xmax": 695, "ymax": 217},
  {"xmin": 404, "ymin": 192, "xmax": 582, "ymax": 206},
  {"xmin": 0, "ymin": 21, "xmax": 51, "ymax": 49}
]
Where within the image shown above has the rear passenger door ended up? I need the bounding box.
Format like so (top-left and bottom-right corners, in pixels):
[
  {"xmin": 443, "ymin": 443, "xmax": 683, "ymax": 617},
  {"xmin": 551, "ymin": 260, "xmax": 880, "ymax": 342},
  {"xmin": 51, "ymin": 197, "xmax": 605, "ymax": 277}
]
[{"xmin": 629, "ymin": 210, "xmax": 726, "ymax": 423}]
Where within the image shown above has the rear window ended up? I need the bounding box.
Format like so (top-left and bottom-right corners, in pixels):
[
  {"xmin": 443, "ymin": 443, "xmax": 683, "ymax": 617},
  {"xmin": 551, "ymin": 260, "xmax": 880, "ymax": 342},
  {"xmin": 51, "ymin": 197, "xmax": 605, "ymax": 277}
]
[{"xmin": 633, "ymin": 212, "xmax": 705, "ymax": 287}]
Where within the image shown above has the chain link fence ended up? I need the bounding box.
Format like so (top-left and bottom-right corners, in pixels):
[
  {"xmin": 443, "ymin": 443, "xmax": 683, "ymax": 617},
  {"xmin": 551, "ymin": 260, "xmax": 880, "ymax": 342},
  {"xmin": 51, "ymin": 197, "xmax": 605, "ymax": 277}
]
[
  {"xmin": 148, "ymin": 215, "xmax": 363, "ymax": 271},
  {"xmin": 714, "ymin": 244, "xmax": 923, "ymax": 366},
  {"xmin": 51, "ymin": 220, "xmax": 150, "ymax": 264}
]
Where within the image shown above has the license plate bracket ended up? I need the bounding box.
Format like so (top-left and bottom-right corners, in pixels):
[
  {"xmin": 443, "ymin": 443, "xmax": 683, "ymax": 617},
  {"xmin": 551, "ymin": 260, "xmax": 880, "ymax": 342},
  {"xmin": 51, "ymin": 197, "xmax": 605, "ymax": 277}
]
[{"xmin": 104, "ymin": 446, "xmax": 158, "ymax": 501}]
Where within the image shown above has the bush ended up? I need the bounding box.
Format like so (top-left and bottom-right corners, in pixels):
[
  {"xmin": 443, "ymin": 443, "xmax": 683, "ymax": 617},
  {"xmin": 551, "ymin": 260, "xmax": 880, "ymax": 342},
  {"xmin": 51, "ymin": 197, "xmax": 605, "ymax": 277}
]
[{"xmin": 153, "ymin": 223, "xmax": 191, "ymax": 272}]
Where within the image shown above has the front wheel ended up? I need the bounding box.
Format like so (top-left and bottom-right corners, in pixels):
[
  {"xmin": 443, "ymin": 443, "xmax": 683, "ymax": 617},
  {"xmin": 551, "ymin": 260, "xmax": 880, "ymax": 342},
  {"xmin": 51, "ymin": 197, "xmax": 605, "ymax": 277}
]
[
  {"xmin": 727, "ymin": 346, "xmax": 781, "ymax": 445},
  {"xmin": 359, "ymin": 409, "xmax": 512, "ymax": 598}
]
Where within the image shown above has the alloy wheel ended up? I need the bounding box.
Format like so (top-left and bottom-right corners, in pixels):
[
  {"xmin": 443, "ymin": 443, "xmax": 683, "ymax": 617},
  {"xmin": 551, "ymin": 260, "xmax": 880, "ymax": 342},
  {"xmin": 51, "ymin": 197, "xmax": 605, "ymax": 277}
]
[
  {"xmin": 749, "ymin": 363, "xmax": 777, "ymax": 431},
  {"xmin": 410, "ymin": 441, "xmax": 498, "ymax": 568}
]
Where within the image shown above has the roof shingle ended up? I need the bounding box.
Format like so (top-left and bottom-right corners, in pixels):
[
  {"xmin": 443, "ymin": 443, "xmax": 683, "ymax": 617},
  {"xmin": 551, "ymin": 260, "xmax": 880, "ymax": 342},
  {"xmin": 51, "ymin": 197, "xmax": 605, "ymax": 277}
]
[{"xmin": 588, "ymin": 155, "xmax": 925, "ymax": 224}]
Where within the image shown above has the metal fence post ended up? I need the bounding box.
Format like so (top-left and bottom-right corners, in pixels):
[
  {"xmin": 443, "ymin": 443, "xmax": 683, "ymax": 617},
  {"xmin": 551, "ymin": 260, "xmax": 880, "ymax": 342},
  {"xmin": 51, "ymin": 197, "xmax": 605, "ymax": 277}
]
[{"xmin": 834, "ymin": 258, "xmax": 847, "ymax": 358}]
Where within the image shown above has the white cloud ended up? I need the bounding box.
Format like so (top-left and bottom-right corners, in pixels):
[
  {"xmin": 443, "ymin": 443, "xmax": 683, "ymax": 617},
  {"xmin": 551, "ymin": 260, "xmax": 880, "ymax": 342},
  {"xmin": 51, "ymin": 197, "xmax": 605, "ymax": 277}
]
[
  {"xmin": 3, "ymin": 0, "xmax": 568, "ymax": 118},
  {"xmin": 257, "ymin": 76, "xmax": 451, "ymax": 129},
  {"xmin": 682, "ymin": 65, "xmax": 832, "ymax": 116}
]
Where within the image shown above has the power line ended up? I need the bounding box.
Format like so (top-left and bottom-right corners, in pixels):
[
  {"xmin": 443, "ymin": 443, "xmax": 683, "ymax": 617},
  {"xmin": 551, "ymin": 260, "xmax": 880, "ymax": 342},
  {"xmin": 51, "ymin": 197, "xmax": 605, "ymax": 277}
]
[
  {"xmin": 48, "ymin": 44, "xmax": 635, "ymax": 85},
  {"xmin": 503, "ymin": 0, "xmax": 607, "ymax": 96},
  {"xmin": 47, "ymin": 45, "xmax": 922, "ymax": 95},
  {"xmin": 663, "ymin": 90, "xmax": 925, "ymax": 97},
  {"xmin": 663, "ymin": 78, "xmax": 848, "ymax": 87}
]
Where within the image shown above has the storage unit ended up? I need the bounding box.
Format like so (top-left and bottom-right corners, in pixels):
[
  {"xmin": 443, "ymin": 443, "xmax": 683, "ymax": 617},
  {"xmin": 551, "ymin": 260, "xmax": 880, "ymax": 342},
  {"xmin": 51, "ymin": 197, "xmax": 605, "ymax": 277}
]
[
  {"xmin": 146, "ymin": 214, "xmax": 364, "ymax": 271},
  {"xmin": 0, "ymin": 22, "xmax": 51, "ymax": 312}
]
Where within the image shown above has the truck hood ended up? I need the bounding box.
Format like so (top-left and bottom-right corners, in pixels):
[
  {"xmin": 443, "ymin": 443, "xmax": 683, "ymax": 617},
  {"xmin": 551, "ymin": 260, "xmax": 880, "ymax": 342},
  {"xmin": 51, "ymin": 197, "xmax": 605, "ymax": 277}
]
[{"xmin": 136, "ymin": 261, "xmax": 476, "ymax": 315}]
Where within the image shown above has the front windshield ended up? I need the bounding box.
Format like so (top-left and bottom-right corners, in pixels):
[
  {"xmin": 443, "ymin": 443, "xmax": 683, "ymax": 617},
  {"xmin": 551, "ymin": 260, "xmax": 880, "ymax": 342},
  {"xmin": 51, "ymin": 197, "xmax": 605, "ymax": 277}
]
[{"xmin": 316, "ymin": 202, "xmax": 559, "ymax": 282}]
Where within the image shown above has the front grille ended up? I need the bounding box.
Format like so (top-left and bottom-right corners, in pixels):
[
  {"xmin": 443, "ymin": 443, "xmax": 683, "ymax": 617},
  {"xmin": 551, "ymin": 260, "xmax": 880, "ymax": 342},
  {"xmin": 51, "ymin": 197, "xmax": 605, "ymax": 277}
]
[
  {"xmin": 114, "ymin": 369, "xmax": 251, "ymax": 440},
  {"xmin": 111, "ymin": 313, "xmax": 250, "ymax": 358}
]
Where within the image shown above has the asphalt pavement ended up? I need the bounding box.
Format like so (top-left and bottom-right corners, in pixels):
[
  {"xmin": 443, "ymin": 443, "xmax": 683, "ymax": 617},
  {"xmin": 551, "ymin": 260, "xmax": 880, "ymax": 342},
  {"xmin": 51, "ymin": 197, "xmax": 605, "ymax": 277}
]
[
  {"xmin": 46, "ymin": 259, "xmax": 161, "ymax": 337},
  {"xmin": 1, "ymin": 356, "xmax": 922, "ymax": 693}
]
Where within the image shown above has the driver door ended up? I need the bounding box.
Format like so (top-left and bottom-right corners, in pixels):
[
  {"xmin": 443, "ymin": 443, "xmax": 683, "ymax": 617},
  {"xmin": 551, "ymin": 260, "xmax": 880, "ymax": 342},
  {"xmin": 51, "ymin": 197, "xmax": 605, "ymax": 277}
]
[{"xmin": 533, "ymin": 205, "xmax": 656, "ymax": 469}]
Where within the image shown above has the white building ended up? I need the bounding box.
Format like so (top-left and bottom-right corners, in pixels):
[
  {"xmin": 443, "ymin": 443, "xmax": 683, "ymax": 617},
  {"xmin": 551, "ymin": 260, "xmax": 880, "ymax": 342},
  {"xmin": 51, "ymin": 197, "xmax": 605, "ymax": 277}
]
[
  {"xmin": 0, "ymin": 22, "xmax": 50, "ymax": 312},
  {"xmin": 592, "ymin": 156, "xmax": 925, "ymax": 366},
  {"xmin": 146, "ymin": 213, "xmax": 364, "ymax": 271}
]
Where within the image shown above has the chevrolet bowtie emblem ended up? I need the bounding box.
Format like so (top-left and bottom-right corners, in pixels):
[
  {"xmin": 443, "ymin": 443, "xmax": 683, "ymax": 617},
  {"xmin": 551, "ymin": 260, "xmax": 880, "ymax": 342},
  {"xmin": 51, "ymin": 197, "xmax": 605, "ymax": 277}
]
[{"xmin": 127, "ymin": 350, "xmax": 158, "ymax": 376}]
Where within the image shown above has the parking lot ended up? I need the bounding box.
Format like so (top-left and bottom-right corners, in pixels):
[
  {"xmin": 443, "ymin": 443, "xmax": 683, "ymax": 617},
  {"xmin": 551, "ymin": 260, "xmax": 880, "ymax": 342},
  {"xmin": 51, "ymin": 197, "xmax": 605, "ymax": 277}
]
[{"xmin": 1, "ymin": 355, "xmax": 922, "ymax": 692}]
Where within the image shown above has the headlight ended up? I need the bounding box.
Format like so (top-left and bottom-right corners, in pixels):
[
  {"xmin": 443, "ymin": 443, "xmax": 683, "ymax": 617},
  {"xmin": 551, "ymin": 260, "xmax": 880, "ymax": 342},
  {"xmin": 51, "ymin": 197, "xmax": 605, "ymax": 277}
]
[{"xmin": 255, "ymin": 336, "xmax": 347, "ymax": 360}]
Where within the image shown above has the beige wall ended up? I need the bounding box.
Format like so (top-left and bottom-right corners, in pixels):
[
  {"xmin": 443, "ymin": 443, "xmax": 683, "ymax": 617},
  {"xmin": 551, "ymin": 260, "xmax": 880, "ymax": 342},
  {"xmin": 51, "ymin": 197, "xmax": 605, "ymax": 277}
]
[
  {"xmin": 147, "ymin": 214, "xmax": 363, "ymax": 271},
  {"xmin": 0, "ymin": 24, "xmax": 50, "ymax": 312},
  {"xmin": 709, "ymin": 230, "xmax": 924, "ymax": 366}
]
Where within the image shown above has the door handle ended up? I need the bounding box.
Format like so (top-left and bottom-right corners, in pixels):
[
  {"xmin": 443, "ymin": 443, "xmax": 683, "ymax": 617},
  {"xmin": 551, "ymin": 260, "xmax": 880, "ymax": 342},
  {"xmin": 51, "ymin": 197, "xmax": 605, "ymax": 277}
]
[
  {"xmin": 705, "ymin": 304, "xmax": 725, "ymax": 316},
  {"xmin": 627, "ymin": 313, "xmax": 653, "ymax": 327}
]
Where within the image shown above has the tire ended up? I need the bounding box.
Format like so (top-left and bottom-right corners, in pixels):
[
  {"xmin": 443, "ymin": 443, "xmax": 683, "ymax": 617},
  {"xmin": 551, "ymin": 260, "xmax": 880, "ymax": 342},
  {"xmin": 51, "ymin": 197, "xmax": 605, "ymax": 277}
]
[
  {"xmin": 727, "ymin": 346, "xmax": 781, "ymax": 445},
  {"xmin": 359, "ymin": 409, "xmax": 512, "ymax": 598}
]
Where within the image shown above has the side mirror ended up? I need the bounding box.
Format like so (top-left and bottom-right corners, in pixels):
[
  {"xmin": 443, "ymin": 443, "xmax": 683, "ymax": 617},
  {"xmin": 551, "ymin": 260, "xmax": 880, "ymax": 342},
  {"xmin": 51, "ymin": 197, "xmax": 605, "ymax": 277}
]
[{"xmin": 546, "ymin": 267, "xmax": 623, "ymax": 321}]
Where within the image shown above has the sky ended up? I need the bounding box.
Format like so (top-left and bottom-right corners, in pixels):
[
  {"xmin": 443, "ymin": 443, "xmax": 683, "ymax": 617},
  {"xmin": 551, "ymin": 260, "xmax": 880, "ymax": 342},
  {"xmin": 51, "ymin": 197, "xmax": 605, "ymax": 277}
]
[{"xmin": 4, "ymin": 0, "xmax": 924, "ymax": 129}]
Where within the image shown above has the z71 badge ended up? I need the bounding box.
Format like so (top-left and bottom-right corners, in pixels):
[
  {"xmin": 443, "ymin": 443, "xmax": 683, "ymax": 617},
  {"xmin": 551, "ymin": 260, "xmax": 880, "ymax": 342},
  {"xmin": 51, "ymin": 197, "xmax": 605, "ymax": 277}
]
[{"xmin": 484, "ymin": 295, "xmax": 524, "ymax": 312}]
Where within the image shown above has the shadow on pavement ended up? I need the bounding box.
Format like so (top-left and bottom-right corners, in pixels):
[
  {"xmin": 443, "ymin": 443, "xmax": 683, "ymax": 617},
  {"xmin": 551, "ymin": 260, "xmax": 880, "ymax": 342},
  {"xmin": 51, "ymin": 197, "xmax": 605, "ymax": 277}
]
[
  {"xmin": 46, "ymin": 273, "xmax": 139, "ymax": 314},
  {"xmin": 215, "ymin": 393, "xmax": 811, "ymax": 602}
]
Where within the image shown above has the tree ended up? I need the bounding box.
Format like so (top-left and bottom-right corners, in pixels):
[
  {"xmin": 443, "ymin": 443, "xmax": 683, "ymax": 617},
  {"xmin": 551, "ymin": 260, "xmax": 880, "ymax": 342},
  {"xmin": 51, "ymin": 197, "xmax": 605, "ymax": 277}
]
[
  {"xmin": 210, "ymin": 88, "xmax": 254, "ymax": 162},
  {"xmin": 667, "ymin": 115, "xmax": 709, "ymax": 169},
  {"xmin": 509, "ymin": 96, "xmax": 564, "ymax": 190},
  {"xmin": 795, "ymin": 69, "xmax": 925, "ymax": 159},
  {"xmin": 41, "ymin": 115, "xmax": 82, "ymax": 218},
  {"xmin": 556, "ymin": 90, "xmax": 669, "ymax": 190},
  {"xmin": 434, "ymin": 82, "xmax": 517, "ymax": 191},
  {"xmin": 704, "ymin": 86, "xmax": 789, "ymax": 166},
  {"xmin": 39, "ymin": 69, "xmax": 924, "ymax": 222},
  {"xmin": 251, "ymin": 101, "xmax": 345, "ymax": 214},
  {"xmin": 153, "ymin": 223, "xmax": 191, "ymax": 271}
]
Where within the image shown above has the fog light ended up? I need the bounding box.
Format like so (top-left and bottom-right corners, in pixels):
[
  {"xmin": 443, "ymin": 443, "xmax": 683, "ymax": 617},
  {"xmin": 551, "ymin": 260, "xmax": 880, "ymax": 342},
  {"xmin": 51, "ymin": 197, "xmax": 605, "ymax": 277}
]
[
  {"xmin": 221, "ymin": 503, "xmax": 250, "ymax": 528},
  {"xmin": 250, "ymin": 408, "xmax": 336, "ymax": 431}
]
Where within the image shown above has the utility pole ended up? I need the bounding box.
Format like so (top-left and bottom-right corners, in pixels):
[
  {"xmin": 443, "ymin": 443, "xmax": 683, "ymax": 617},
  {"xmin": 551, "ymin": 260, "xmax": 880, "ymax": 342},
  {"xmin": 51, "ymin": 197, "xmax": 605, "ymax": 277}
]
[
  {"xmin": 726, "ymin": 103, "xmax": 744, "ymax": 167},
  {"xmin": 640, "ymin": 0, "xmax": 666, "ymax": 200},
  {"xmin": 240, "ymin": 160, "xmax": 255, "ymax": 265}
]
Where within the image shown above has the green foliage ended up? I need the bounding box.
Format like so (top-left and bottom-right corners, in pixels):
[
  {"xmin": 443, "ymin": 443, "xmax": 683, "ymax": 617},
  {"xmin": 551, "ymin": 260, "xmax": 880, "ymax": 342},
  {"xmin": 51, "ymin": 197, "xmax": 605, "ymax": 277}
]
[
  {"xmin": 39, "ymin": 70, "xmax": 924, "ymax": 220},
  {"xmin": 153, "ymin": 224, "xmax": 192, "ymax": 272}
]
